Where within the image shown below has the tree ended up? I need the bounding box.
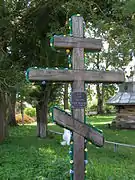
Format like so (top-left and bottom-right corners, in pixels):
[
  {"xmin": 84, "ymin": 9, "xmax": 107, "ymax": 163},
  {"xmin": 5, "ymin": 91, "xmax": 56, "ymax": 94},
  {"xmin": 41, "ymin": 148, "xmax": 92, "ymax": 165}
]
[
  {"xmin": 8, "ymin": 88, "xmax": 18, "ymax": 126},
  {"xmin": 0, "ymin": 0, "xmax": 133, "ymax": 140}
]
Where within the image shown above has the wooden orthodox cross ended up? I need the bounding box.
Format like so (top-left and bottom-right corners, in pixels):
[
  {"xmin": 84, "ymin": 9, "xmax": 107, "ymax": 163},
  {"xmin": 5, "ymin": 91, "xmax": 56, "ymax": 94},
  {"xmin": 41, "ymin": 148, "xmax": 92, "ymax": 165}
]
[{"xmin": 28, "ymin": 15, "xmax": 125, "ymax": 180}]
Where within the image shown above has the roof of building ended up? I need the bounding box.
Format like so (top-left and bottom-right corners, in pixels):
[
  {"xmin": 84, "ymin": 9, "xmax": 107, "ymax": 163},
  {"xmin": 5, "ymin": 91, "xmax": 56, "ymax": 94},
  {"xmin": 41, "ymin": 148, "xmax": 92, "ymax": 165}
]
[
  {"xmin": 107, "ymin": 59, "xmax": 135, "ymax": 105},
  {"xmin": 107, "ymin": 81, "xmax": 135, "ymax": 105},
  {"xmin": 107, "ymin": 92, "xmax": 135, "ymax": 105}
]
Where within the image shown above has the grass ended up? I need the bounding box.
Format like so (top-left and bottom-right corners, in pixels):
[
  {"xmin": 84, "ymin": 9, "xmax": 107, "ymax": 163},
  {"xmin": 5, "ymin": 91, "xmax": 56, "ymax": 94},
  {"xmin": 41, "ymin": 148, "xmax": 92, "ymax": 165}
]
[{"xmin": 0, "ymin": 115, "xmax": 135, "ymax": 180}]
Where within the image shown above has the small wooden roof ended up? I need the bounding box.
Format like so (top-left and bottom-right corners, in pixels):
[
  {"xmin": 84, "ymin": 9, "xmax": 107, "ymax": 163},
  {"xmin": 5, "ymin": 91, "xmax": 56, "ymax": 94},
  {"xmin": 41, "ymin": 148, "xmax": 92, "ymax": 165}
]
[
  {"xmin": 107, "ymin": 92, "xmax": 135, "ymax": 105},
  {"xmin": 107, "ymin": 81, "xmax": 135, "ymax": 105},
  {"xmin": 108, "ymin": 59, "xmax": 135, "ymax": 105}
]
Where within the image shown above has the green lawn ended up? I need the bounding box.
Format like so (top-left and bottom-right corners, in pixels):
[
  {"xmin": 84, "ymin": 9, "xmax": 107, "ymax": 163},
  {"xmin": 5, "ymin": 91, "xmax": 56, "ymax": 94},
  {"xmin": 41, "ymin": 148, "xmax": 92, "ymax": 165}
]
[{"xmin": 0, "ymin": 115, "xmax": 135, "ymax": 180}]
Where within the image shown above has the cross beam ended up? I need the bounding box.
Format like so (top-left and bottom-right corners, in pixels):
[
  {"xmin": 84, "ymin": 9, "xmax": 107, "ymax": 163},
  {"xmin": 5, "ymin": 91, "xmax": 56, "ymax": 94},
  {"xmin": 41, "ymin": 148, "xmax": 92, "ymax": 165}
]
[
  {"xmin": 53, "ymin": 107, "xmax": 104, "ymax": 147},
  {"xmin": 54, "ymin": 36, "xmax": 102, "ymax": 51},
  {"xmin": 28, "ymin": 69, "xmax": 125, "ymax": 83},
  {"xmin": 26, "ymin": 15, "xmax": 125, "ymax": 180}
]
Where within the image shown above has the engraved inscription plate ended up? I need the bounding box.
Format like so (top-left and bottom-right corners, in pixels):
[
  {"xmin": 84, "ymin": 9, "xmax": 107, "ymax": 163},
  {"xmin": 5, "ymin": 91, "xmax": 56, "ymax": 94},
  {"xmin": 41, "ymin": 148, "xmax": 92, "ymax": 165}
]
[{"xmin": 71, "ymin": 91, "xmax": 87, "ymax": 108}]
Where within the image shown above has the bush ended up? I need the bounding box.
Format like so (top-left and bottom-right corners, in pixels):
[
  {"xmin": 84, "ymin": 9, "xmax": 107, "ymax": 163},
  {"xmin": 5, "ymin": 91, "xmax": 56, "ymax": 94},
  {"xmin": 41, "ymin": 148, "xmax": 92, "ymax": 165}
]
[
  {"xmin": 90, "ymin": 104, "xmax": 97, "ymax": 111},
  {"xmin": 24, "ymin": 107, "xmax": 36, "ymax": 117},
  {"xmin": 104, "ymin": 105, "xmax": 116, "ymax": 114},
  {"xmin": 16, "ymin": 114, "xmax": 35, "ymax": 124}
]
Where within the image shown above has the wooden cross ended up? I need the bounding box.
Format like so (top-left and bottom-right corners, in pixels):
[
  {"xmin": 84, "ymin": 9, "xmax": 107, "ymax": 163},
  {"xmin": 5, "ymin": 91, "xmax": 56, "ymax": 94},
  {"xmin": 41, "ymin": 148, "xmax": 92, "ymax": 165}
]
[
  {"xmin": 28, "ymin": 15, "xmax": 125, "ymax": 180},
  {"xmin": 52, "ymin": 106, "xmax": 104, "ymax": 147}
]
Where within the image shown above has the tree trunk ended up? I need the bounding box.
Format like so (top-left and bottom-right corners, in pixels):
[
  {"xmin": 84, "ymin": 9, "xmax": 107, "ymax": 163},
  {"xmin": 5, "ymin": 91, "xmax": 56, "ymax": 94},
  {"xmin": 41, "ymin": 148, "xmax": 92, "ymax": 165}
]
[
  {"xmin": 0, "ymin": 92, "xmax": 8, "ymax": 142},
  {"xmin": 39, "ymin": 103, "xmax": 48, "ymax": 138},
  {"xmin": 96, "ymin": 53, "xmax": 104, "ymax": 114},
  {"xmin": 64, "ymin": 83, "xmax": 68, "ymax": 110},
  {"xmin": 20, "ymin": 98, "xmax": 24, "ymax": 125},
  {"xmin": 96, "ymin": 83, "xmax": 104, "ymax": 114},
  {"xmin": 8, "ymin": 91, "xmax": 18, "ymax": 126},
  {"xmin": 36, "ymin": 104, "xmax": 40, "ymax": 137},
  {"xmin": 36, "ymin": 87, "xmax": 51, "ymax": 138},
  {"xmin": 36, "ymin": 100, "xmax": 49, "ymax": 138}
]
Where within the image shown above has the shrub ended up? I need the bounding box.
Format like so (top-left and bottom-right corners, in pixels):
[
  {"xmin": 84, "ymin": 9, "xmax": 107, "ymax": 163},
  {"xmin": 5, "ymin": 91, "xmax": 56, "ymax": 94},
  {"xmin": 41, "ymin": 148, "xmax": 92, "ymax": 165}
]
[
  {"xmin": 24, "ymin": 107, "xmax": 36, "ymax": 117},
  {"xmin": 104, "ymin": 105, "xmax": 116, "ymax": 114},
  {"xmin": 90, "ymin": 104, "xmax": 97, "ymax": 111},
  {"xmin": 16, "ymin": 114, "xmax": 35, "ymax": 124}
]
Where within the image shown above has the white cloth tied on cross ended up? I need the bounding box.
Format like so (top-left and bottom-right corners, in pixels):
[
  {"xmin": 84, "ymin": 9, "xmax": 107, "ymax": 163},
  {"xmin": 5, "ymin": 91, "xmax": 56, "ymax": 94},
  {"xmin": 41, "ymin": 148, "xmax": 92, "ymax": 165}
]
[
  {"xmin": 61, "ymin": 128, "xmax": 71, "ymax": 146},
  {"xmin": 61, "ymin": 109, "xmax": 71, "ymax": 146}
]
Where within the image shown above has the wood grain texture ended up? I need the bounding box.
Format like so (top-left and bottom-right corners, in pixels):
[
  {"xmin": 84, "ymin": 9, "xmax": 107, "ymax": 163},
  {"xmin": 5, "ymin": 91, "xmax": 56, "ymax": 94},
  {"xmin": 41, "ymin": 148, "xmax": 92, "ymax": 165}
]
[
  {"xmin": 53, "ymin": 107, "xmax": 104, "ymax": 147},
  {"xmin": 114, "ymin": 106, "xmax": 135, "ymax": 129},
  {"xmin": 54, "ymin": 36, "xmax": 102, "ymax": 51},
  {"xmin": 29, "ymin": 69, "xmax": 125, "ymax": 83},
  {"xmin": 72, "ymin": 16, "xmax": 85, "ymax": 180}
]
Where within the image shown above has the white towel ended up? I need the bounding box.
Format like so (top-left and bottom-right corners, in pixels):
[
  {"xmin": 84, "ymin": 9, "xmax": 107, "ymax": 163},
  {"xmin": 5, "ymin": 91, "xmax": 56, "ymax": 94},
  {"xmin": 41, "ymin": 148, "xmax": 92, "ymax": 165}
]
[{"xmin": 61, "ymin": 128, "xmax": 71, "ymax": 146}]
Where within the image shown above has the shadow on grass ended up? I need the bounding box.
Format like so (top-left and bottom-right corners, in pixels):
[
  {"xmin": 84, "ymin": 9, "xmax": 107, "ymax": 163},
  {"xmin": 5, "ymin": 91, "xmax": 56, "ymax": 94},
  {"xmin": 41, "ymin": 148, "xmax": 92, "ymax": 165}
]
[
  {"xmin": 0, "ymin": 125, "xmax": 70, "ymax": 180},
  {"xmin": 1, "ymin": 122, "xmax": 135, "ymax": 180},
  {"xmin": 6, "ymin": 125, "xmax": 63, "ymax": 149}
]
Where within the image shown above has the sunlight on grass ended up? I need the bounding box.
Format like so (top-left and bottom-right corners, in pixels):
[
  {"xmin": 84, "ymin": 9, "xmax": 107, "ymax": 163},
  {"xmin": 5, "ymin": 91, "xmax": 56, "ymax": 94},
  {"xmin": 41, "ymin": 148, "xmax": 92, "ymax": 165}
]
[
  {"xmin": 48, "ymin": 123, "xmax": 56, "ymax": 126},
  {"xmin": 39, "ymin": 147, "xmax": 55, "ymax": 154},
  {"xmin": 87, "ymin": 115, "xmax": 115, "ymax": 123},
  {"xmin": 19, "ymin": 122, "xmax": 37, "ymax": 126},
  {"xmin": 91, "ymin": 121, "xmax": 111, "ymax": 125},
  {"xmin": 0, "ymin": 115, "xmax": 135, "ymax": 179}
]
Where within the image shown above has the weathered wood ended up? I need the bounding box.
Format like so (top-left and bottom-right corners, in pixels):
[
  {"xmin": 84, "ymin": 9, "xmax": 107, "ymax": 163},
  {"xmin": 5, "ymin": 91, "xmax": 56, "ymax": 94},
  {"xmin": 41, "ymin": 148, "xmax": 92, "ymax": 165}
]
[
  {"xmin": 27, "ymin": 14, "xmax": 125, "ymax": 180},
  {"xmin": 54, "ymin": 36, "xmax": 102, "ymax": 51},
  {"xmin": 29, "ymin": 69, "xmax": 125, "ymax": 83},
  {"xmin": 112, "ymin": 105, "xmax": 135, "ymax": 129},
  {"xmin": 72, "ymin": 16, "xmax": 85, "ymax": 180},
  {"xmin": 53, "ymin": 107, "xmax": 104, "ymax": 147}
]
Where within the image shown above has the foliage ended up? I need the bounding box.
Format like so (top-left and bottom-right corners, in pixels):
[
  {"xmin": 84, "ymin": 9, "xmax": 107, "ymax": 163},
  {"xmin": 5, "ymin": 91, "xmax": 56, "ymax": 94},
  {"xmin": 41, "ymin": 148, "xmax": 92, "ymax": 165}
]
[
  {"xmin": 0, "ymin": 116, "xmax": 135, "ymax": 179},
  {"xmin": 0, "ymin": 0, "xmax": 68, "ymax": 122},
  {"xmin": 124, "ymin": 0, "xmax": 135, "ymax": 16},
  {"xmin": 87, "ymin": 103, "xmax": 116, "ymax": 114},
  {"xmin": 104, "ymin": 105, "xmax": 116, "ymax": 114},
  {"xmin": 16, "ymin": 114, "xmax": 35, "ymax": 124},
  {"xmin": 24, "ymin": 107, "xmax": 36, "ymax": 117},
  {"xmin": 89, "ymin": 104, "xmax": 97, "ymax": 111},
  {"xmin": 1, "ymin": 0, "xmax": 135, "ymax": 126}
]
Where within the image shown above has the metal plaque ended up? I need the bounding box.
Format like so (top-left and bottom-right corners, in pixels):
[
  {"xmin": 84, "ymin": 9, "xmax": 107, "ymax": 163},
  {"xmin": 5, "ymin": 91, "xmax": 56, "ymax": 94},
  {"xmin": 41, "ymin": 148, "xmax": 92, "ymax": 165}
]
[{"xmin": 71, "ymin": 91, "xmax": 87, "ymax": 108}]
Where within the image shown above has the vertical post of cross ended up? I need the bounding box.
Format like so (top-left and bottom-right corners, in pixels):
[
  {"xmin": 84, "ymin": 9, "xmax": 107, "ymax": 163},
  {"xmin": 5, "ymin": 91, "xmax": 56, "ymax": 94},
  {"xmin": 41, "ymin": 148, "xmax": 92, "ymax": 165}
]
[
  {"xmin": 27, "ymin": 14, "xmax": 125, "ymax": 180},
  {"xmin": 71, "ymin": 15, "xmax": 85, "ymax": 180}
]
